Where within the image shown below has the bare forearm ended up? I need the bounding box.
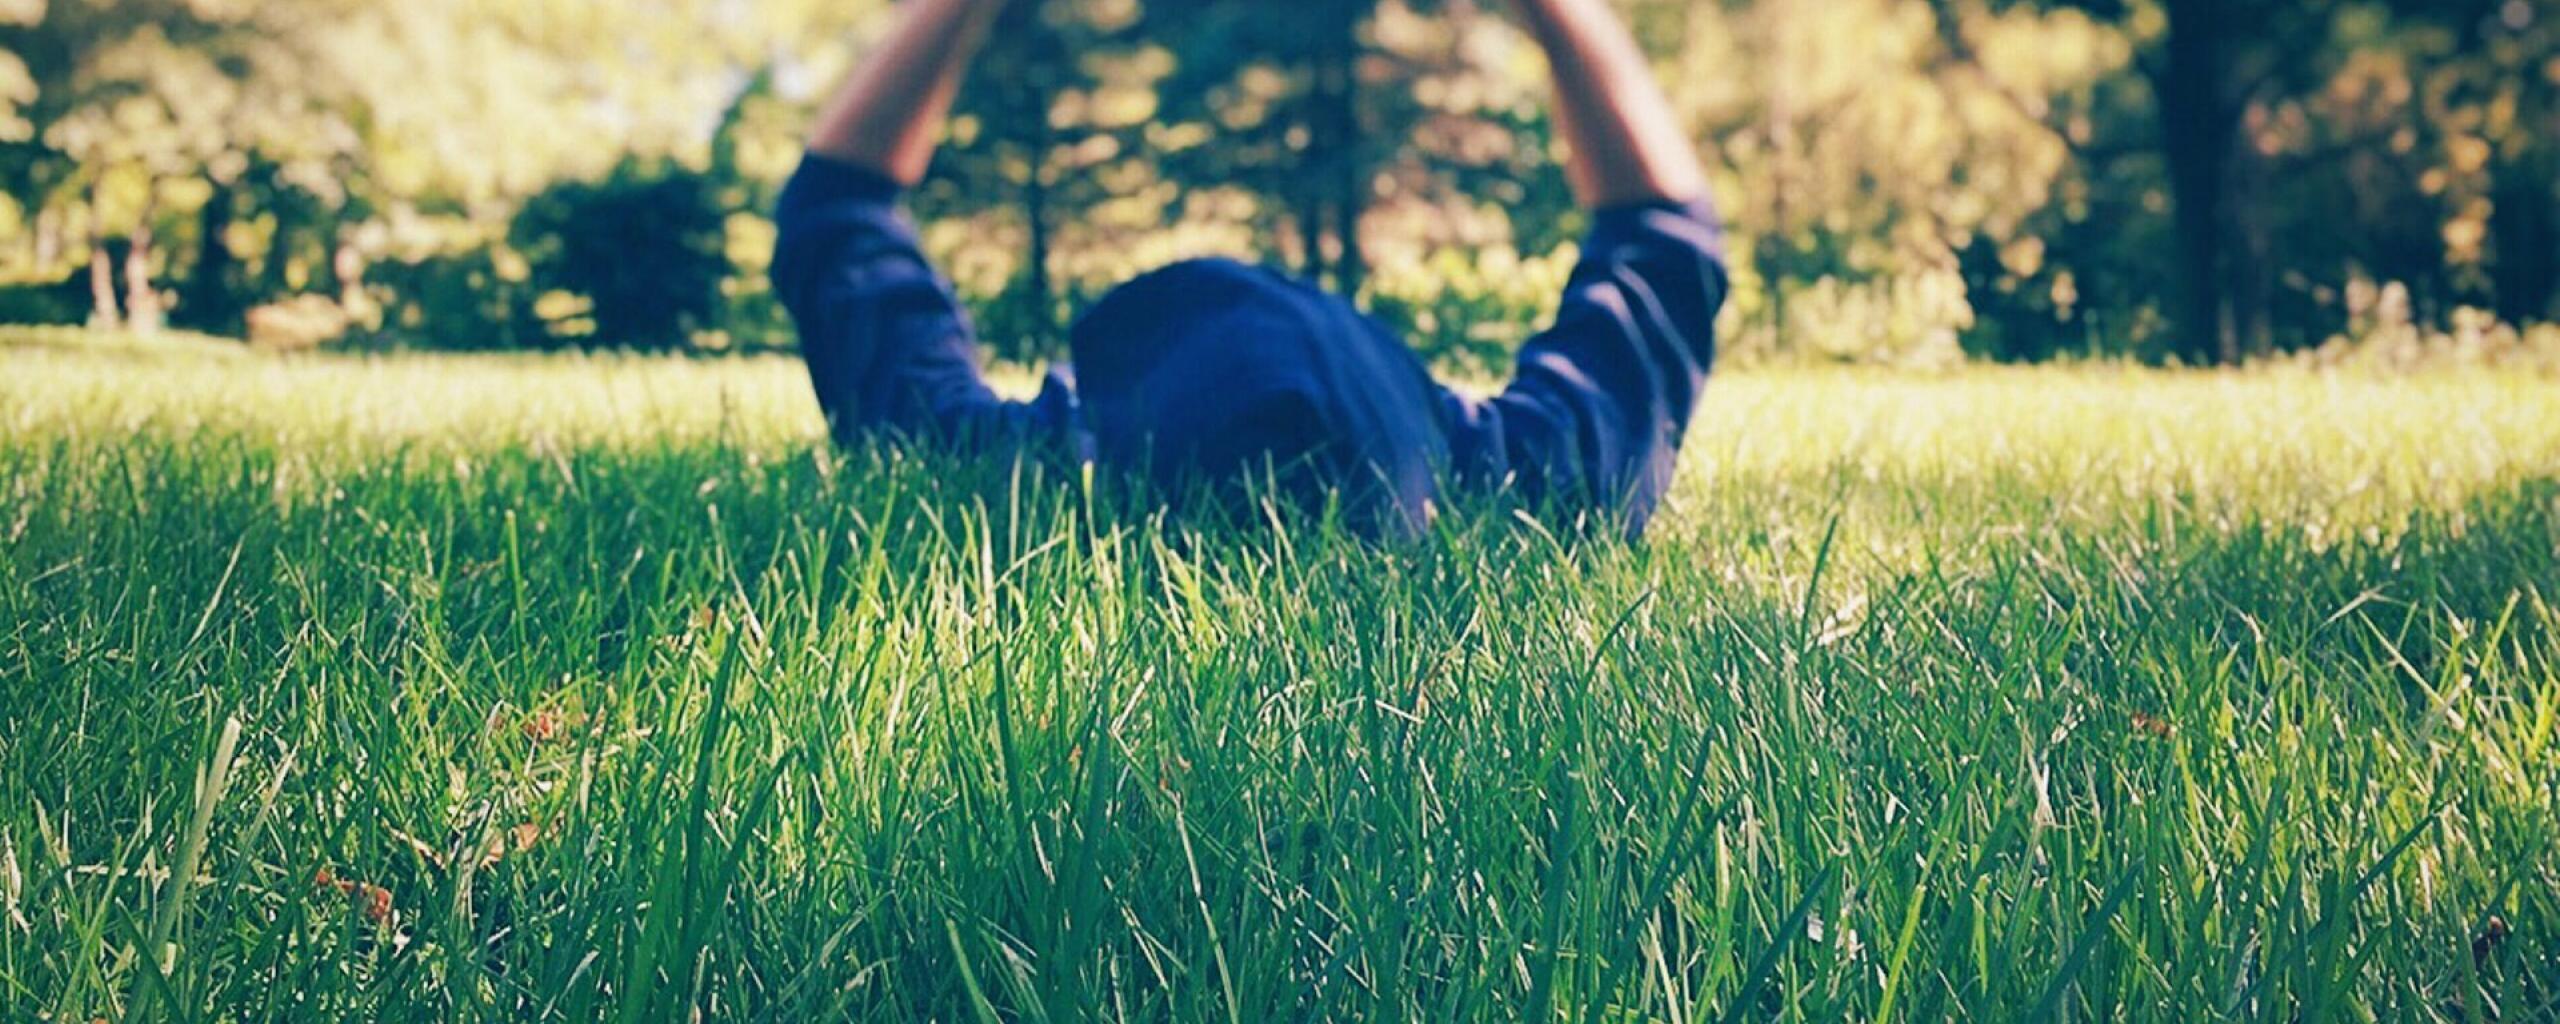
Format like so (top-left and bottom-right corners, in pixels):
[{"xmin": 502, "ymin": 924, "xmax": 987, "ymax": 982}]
[
  {"xmin": 808, "ymin": 0, "xmax": 1010, "ymax": 185},
  {"xmin": 1508, "ymin": 0, "xmax": 1706, "ymax": 208}
]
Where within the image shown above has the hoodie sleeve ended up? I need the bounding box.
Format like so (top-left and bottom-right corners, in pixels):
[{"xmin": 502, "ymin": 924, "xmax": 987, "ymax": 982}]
[
  {"xmin": 770, "ymin": 155, "xmax": 1074, "ymax": 446},
  {"xmin": 1439, "ymin": 196, "xmax": 1728, "ymax": 536}
]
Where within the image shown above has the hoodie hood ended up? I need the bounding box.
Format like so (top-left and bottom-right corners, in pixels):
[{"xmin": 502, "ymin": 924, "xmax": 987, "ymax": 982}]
[{"xmin": 1068, "ymin": 258, "xmax": 1445, "ymax": 532}]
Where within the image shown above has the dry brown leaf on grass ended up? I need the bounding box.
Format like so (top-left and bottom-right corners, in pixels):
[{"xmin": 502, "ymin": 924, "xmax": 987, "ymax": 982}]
[
  {"xmin": 312, "ymin": 867, "xmax": 394, "ymax": 924},
  {"xmin": 477, "ymin": 822, "xmax": 548, "ymax": 869},
  {"xmin": 2472, "ymin": 915, "xmax": 2510, "ymax": 964},
  {"xmin": 521, "ymin": 706, "xmax": 591, "ymax": 744}
]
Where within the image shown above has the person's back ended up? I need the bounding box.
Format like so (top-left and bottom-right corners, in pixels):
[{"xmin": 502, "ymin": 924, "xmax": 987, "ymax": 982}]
[{"xmin": 772, "ymin": 0, "xmax": 1726, "ymax": 537}]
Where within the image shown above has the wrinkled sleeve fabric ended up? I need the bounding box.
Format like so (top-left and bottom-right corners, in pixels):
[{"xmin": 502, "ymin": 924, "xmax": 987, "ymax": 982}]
[
  {"xmin": 770, "ymin": 155, "xmax": 1075, "ymax": 447},
  {"xmin": 1440, "ymin": 197, "xmax": 1728, "ymax": 536}
]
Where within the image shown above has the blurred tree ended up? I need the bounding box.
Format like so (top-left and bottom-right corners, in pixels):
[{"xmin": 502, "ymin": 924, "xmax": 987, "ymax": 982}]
[
  {"xmin": 1949, "ymin": 0, "xmax": 2556, "ymax": 360},
  {"xmin": 1933, "ymin": 0, "xmax": 2336, "ymax": 363},
  {"xmin": 511, "ymin": 160, "xmax": 732, "ymax": 351},
  {"xmin": 0, "ymin": 0, "xmax": 2541, "ymax": 362},
  {"xmin": 0, "ymin": 0, "xmax": 888, "ymax": 343},
  {"xmin": 2404, "ymin": 0, "xmax": 2556, "ymax": 325},
  {"xmin": 918, "ymin": 0, "xmax": 1148, "ymax": 356},
  {"xmin": 1133, "ymin": 0, "xmax": 1379, "ymax": 292},
  {"xmin": 1656, "ymin": 0, "xmax": 2119, "ymax": 363}
]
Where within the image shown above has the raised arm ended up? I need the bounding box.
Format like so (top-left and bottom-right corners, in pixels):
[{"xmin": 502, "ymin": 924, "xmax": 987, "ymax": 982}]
[
  {"xmin": 1441, "ymin": 0, "xmax": 1726, "ymax": 536},
  {"xmin": 1506, "ymin": 0, "xmax": 1707, "ymax": 208},
  {"xmin": 775, "ymin": 0, "xmax": 1075, "ymax": 446},
  {"xmin": 808, "ymin": 0, "xmax": 1011, "ymax": 184}
]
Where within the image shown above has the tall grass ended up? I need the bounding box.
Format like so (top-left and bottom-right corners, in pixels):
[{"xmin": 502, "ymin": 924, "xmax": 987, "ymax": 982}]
[{"xmin": 2, "ymin": 342, "xmax": 2556, "ymax": 1020}]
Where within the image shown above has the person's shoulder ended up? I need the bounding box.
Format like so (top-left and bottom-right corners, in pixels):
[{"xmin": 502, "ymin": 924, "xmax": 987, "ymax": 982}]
[
  {"xmin": 1588, "ymin": 196, "xmax": 1727, "ymax": 264},
  {"xmin": 777, "ymin": 154, "xmax": 907, "ymax": 219}
]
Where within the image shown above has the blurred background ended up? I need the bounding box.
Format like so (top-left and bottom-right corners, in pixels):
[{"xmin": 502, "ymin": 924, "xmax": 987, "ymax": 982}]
[{"xmin": 0, "ymin": 0, "xmax": 2551, "ymax": 369}]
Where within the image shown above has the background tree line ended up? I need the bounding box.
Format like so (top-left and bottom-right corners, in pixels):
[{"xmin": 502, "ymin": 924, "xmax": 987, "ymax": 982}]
[{"xmin": 0, "ymin": 0, "xmax": 2551, "ymax": 366}]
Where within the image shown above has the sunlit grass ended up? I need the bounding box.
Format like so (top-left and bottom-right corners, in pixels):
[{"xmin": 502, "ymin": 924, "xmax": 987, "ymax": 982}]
[{"xmin": 3, "ymin": 338, "xmax": 2556, "ymax": 1020}]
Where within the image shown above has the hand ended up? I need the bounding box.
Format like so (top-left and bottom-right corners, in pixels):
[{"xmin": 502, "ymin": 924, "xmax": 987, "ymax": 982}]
[
  {"xmin": 1503, "ymin": 0, "xmax": 1708, "ymax": 207},
  {"xmin": 808, "ymin": 0, "xmax": 1017, "ymax": 185}
]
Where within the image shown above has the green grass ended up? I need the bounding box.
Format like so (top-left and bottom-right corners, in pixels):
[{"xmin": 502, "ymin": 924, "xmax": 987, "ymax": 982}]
[{"xmin": 2, "ymin": 339, "xmax": 2556, "ymax": 1021}]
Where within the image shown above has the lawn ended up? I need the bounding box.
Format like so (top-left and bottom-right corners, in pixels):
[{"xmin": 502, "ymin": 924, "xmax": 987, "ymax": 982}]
[{"xmin": 3, "ymin": 337, "xmax": 2556, "ymax": 1021}]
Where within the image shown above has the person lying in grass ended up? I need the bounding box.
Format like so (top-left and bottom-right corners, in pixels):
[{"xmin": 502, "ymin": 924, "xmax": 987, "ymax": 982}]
[{"xmin": 773, "ymin": 0, "xmax": 1726, "ymax": 536}]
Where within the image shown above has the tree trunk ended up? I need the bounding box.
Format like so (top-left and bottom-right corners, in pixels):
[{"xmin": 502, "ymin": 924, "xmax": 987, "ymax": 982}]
[
  {"xmin": 124, "ymin": 234, "xmax": 164, "ymax": 334},
  {"xmin": 123, "ymin": 191, "xmax": 165, "ymax": 334},
  {"xmin": 2155, "ymin": 0, "xmax": 2236, "ymax": 365},
  {"xmin": 333, "ymin": 233, "xmax": 364, "ymax": 313},
  {"xmin": 1297, "ymin": 185, "xmax": 1331, "ymax": 285},
  {"xmin": 1322, "ymin": 19, "xmax": 1366, "ymax": 298},
  {"xmin": 35, "ymin": 207, "xmax": 61, "ymax": 271},
  {"xmin": 1024, "ymin": 127, "xmax": 1058, "ymax": 356},
  {"xmin": 181, "ymin": 178, "xmax": 243, "ymax": 336},
  {"xmin": 88, "ymin": 180, "xmax": 122, "ymax": 329},
  {"xmin": 1328, "ymin": 123, "xmax": 1365, "ymax": 296},
  {"xmin": 2490, "ymin": 150, "xmax": 2557, "ymax": 324},
  {"xmin": 257, "ymin": 164, "xmax": 299, "ymax": 298},
  {"xmin": 88, "ymin": 242, "xmax": 121, "ymax": 330},
  {"xmin": 2232, "ymin": 117, "xmax": 2275, "ymax": 356}
]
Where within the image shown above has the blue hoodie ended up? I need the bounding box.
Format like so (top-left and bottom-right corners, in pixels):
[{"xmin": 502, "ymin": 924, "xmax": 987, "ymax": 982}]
[{"xmin": 770, "ymin": 155, "xmax": 1726, "ymax": 537}]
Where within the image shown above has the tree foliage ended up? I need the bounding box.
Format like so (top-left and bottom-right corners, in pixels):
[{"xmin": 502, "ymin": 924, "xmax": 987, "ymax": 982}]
[
  {"xmin": 512, "ymin": 161, "xmax": 732, "ymax": 351},
  {"xmin": 0, "ymin": 0, "xmax": 2547, "ymax": 362}
]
